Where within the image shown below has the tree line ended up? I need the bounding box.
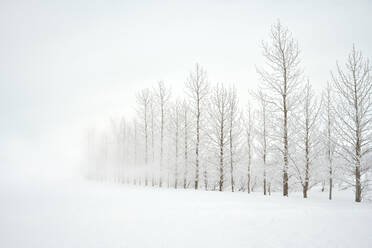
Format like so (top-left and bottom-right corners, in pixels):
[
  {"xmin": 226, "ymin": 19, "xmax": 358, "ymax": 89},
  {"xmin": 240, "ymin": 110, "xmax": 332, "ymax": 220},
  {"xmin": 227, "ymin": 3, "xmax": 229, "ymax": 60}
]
[{"xmin": 83, "ymin": 21, "xmax": 372, "ymax": 202}]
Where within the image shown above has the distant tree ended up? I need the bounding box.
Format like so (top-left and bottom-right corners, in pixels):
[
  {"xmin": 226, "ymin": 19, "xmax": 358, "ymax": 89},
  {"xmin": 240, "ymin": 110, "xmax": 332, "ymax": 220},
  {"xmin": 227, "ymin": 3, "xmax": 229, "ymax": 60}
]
[
  {"xmin": 136, "ymin": 88, "xmax": 151, "ymax": 186},
  {"xmin": 186, "ymin": 64, "xmax": 209, "ymax": 190},
  {"xmin": 228, "ymin": 86, "xmax": 240, "ymax": 192},
  {"xmin": 149, "ymin": 93, "xmax": 156, "ymax": 186},
  {"xmin": 322, "ymin": 81, "xmax": 336, "ymax": 200},
  {"xmin": 255, "ymin": 89, "xmax": 270, "ymax": 195},
  {"xmin": 293, "ymin": 80, "xmax": 322, "ymax": 198},
  {"xmin": 133, "ymin": 119, "xmax": 138, "ymax": 185},
  {"xmin": 170, "ymin": 101, "xmax": 181, "ymax": 188},
  {"xmin": 182, "ymin": 100, "xmax": 190, "ymax": 189},
  {"xmin": 244, "ymin": 101, "xmax": 254, "ymax": 193},
  {"xmin": 208, "ymin": 84, "xmax": 230, "ymax": 191},
  {"xmin": 155, "ymin": 81, "xmax": 171, "ymax": 187}
]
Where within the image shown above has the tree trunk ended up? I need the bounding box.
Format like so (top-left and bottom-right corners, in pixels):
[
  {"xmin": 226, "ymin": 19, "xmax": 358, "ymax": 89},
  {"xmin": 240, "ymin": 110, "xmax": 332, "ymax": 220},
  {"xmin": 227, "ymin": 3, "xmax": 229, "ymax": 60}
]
[
  {"xmin": 303, "ymin": 123, "xmax": 310, "ymax": 199},
  {"xmin": 145, "ymin": 104, "xmax": 148, "ymax": 186},
  {"xmin": 174, "ymin": 111, "xmax": 179, "ymax": 189},
  {"xmin": 247, "ymin": 133, "xmax": 251, "ymax": 194},
  {"xmin": 230, "ymin": 128, "xmax": 234, "ymax": 192},
  {"xmin": 219, "ymin": 123, "xmax": 224, "ymax": 192},
  {"xmin": 174, "ymin": 151, "xmax": 178, "ymax": 189},
  {"xmin": 184, "ymin": 106, "xmax": 188, "ymax": 189},
  {"xmin": 159, "ymin": 104, "xmax": 164, "ymax": 187},
  {"xmin": 151, "ymin": 101, "xmax": 155, "ymax": 187},
  {"xmin": 263, "ymin": 149, "xmax": 267, "ymax": 195},
  {"xmin": 262, "ymin": 95, "xmax": 267, "ymax": 196},
  {"xmin": 353, "ymin": 64, "xmax": 362, "ymax": 203},
  {"xmin": 303, "ymin": 186, "xmax": 307, "ymax": 198},
  {"xmin": 329, "ymin": 168, "xmax": 332, "ymax": 200},
  {"xmin": 283, "ymin": 95, "xmax": 289, "ymax": 197},
  {"xmin": 326, "ymin": 85, "xmax": 332, "ymax": 199},
  {"xmin": 268, "ymin": 182, "xmax": 271, "ymax": 196},
  {"xmin": 134, "ymin": 121, "xmax": 138, "ymax": 185},
  {"xmin": 355, "ymin": 165, "xmax": 361, "ymax": 202},
  {"xmin": 247, "ymin": 169, "xmax": 251, "ymax": 193},
  {"xmin": 195, "ymin": 96, "xmax": 200, "ymax": 190},
  {"xmin": 204, "ymin": 170, "xmax": 208, "ymax": 190}
]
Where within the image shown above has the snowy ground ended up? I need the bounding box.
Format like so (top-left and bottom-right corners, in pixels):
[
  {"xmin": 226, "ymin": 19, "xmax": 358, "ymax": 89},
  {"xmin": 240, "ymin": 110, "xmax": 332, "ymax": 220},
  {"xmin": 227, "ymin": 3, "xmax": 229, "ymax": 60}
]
[{"xmin": 1, "ymin": 178, "xmax": 371, "ymax": 248}]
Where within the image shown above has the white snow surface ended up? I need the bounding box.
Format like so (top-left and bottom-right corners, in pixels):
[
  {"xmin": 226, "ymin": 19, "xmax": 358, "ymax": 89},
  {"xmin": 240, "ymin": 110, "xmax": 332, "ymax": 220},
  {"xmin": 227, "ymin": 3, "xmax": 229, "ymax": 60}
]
[{"xmin": 1, "ymin": 178, "xmax": 371, "ymax": 248}]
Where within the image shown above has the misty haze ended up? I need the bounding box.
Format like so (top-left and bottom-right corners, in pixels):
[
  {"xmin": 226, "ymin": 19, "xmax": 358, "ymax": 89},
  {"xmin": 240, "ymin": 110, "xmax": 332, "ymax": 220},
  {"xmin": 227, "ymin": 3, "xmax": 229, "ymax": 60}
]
[{"xmin": 1, "ymin": 1, "xmax": 372, "ymax": 248}]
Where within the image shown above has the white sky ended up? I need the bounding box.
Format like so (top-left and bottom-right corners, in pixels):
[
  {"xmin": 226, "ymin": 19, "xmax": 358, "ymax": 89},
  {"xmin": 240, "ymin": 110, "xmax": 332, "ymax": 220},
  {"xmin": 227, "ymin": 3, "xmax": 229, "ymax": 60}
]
[{"xmin": 1, "ymin": 0, "xmax": 371, "ymax": 180}]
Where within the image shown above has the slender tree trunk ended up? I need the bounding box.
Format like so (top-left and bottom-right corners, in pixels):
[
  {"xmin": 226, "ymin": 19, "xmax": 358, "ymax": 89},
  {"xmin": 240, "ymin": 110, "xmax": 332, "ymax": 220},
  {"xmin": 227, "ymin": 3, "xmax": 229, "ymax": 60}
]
[
  {"xmin": 160, "ymin": 103, "xmax": 164, "ymax": 187},
  {"xmin": 230, "ymin": 127, "xmax": 234, "ymax": 192},
  {"xmin": 247, "ymin": 163, "xmax": 251, "ymax": 193},
  {"xmin": 204, "ymin": 170, "xmax": 208, "ymax": 190},
  {"xmin": 263, "ymin": 111, "xmax": 267, "ymax": 196},
  {"xmin": 144, "ymin": 104, "xmax": 148, "ymax": 186},
  {"xmin": 268, "ymin": 182, "xmax": 271, "ymax": 195},
  {"xmin": 219, "ymin": 142, "xmax": 224, "ymax": 191},
  {"xmin": 355, "ymin": 165, "xmax": 361, "ymax": 202},
  {"xmin": 355, "ymin": 116, "xmax": 362, "ymax": 202},
  {"xmin": 326, "ymin": 85, "xmax": 333, "ymax": 199},
  {"xmin": 195, "ymin": 96, "xmax": 200, "ymax": 190},
  {"xmin": 167, "ymin": 171, "xmax": 170, "ymax": 188},
  {"xmin": 263, "ymin": 167, "xmax": 267, "ymax": 195},
  {"xmin": 354, "ymin": 74, "xmax": 362, "ymax": 203},
  {"xmin": 258, "ymin": 91, "xmax": 268, "ymax": 196},
  {"xmin": 219, "ymin": 119, "xmax": 224, "ymax": 191},
  {"xmin": 184, "ymin": 107, "xmax": 188, "ymax": 189},
  {"xmin": 328, "ymin": 154, "xmax": 332, "ymax": 199},
  {"xmin": 247, "ymin": 123, "xmax": 252, "ymax": 194},
  {"xmin": 329, "ymin": 168, "xmax": 333, "ymax": 200},
  {"xmin": 174, "ymin": 110, "xmax": 179, "ymax": 189},
  {"xmin": 283, "ymin": 94, "xmax": 289, "ymax": 197},
  {"xmin": 303, "ymin": 122, "xmax": 310, "ymax": 198},
  {"xmin": 151, "ymin": 103, "xmax": 155, "ymax": 187},
  {"xmin": 228, "ymin": 86, "xmax": 237, "ymax": 193},
  {"xmin": 263, "ymin": 148, "xmax": 266, "ymax": 195},
  {"xmin": 134, "ymin": 121, "xmax": 138, "ymax": 185}
]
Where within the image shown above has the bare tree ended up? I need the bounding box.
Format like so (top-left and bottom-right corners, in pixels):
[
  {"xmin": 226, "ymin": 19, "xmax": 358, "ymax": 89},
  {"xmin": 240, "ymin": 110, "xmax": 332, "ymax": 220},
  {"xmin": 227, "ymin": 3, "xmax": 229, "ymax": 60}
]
[
  {"xmin": 255, "ymin": 90, "xmax": 270, "ymax": 195},
  {"xmin": 322, "ymin": 81, "xmax": 336, "ymax": 200},
  {"xmin": 149, "ymin": 93, "xmax": 156, "ymax": 186},
  {"xmin": 122, "ymin": 120, "xmax": 131, "ymax": 184},
  {"xmin": 186, "ymin": 64, "xmax": 209, "ymax": 190},
  {"xmin": 208, "ymin": 84, "xmax": 230, "ymax": 191},
  {"xmin": 109, "ymin": 118, "xmax": 124, "ymax": 183},
  {"xmin": 133, "ymin": 119, "xmax": 138, "ymax": 185},
  {"xmin": 137, "ymin": 88, "xmax": 151, "ymax": 186},
  {"xmin": 118, "ymin": 118, "xmax": 127, "ymax": 183},
  {"xmin": 228, "ymin": 86, "xmax": 240, "ymax": 192},
  {"xmin": 170, "ymin": 101, "xmax": 181, "ymax": 188},
  {"xmin": 257, "ymin": 21, "xmax": 303, "ymax": 196},
  {"xmin": 182, "ymin": 100, "xmax": 190, "ymax": 189},
  {"xmin": 293, "ymin": 80, "xmax": 322, "ymax": 198},
  {"xmin": 245, "ymin": 101, "xmax": 254, "ymax": 193},
  {"xmin": 155, "ymin": 81, "xmax": 171, "ymax": 187},
  {"xmin": 332, "ymin": 45, "xmax": 372, "ymax": 202}
]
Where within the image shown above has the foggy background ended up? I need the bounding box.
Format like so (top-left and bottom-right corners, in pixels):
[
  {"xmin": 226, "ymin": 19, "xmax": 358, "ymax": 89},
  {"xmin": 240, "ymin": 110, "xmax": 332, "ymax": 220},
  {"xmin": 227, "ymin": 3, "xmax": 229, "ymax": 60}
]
[{"xmin": 1, "ymin": 0, "xmax": 371, "ymax": 183}]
